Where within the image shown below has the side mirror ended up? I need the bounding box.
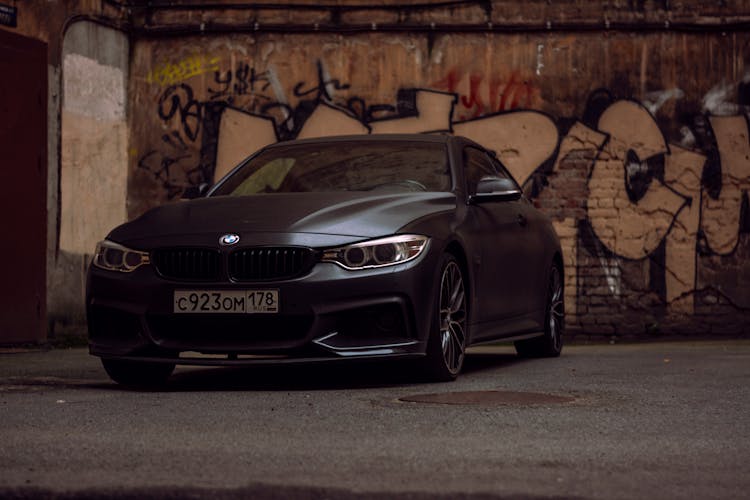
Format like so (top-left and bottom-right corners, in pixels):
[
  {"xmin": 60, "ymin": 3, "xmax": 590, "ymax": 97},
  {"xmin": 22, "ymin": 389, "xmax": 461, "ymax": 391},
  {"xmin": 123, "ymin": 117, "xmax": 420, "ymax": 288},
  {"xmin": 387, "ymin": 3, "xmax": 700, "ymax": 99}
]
[
  {"xmin": 469, "ymin": 177, "xmax": 522, "ymax": 204},
  {"xmin": 181, "ymin": 183, "xmax": 210, "ymax": 200}
]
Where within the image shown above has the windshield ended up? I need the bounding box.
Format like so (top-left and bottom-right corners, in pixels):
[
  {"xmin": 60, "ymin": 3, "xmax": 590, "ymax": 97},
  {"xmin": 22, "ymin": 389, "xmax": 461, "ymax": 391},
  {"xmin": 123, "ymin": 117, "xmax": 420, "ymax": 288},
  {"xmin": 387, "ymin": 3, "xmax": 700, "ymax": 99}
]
[{"xmin": 212, "ymin": 141, "xmax": 451, "ymax": 196}]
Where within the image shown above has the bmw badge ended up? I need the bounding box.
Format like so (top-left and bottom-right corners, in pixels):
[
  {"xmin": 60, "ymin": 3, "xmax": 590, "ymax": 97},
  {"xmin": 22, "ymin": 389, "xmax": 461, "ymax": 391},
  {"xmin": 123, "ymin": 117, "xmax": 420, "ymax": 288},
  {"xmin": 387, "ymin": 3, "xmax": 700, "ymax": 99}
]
[{"xmin": 219, "ymin": 234, "xmax": 240, "ymax": 246}]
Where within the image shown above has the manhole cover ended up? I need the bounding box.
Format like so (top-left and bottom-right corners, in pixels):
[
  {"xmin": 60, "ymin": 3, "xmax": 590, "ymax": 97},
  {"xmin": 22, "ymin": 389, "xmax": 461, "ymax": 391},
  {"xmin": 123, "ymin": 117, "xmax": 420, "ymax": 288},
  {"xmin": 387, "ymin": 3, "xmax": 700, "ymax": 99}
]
[{"xmin": 399, "ymin": 390, "xmax": 575, "ymax": 406}]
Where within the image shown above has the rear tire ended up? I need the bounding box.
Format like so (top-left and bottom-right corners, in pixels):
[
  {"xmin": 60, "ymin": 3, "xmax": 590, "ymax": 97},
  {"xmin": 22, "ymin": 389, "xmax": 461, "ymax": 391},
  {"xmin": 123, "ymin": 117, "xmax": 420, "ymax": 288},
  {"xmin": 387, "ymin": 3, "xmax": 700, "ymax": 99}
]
[
  {"xmin": 423, "ymin": 253, "xmax": 468, "ymax": 381},
  {"xmin": 101, "ymin": 359, "xmax": 175, "ymax": 388},
  {"xmin": 515, "ymin": 263, "xmax": 564, "ymax": 358}
]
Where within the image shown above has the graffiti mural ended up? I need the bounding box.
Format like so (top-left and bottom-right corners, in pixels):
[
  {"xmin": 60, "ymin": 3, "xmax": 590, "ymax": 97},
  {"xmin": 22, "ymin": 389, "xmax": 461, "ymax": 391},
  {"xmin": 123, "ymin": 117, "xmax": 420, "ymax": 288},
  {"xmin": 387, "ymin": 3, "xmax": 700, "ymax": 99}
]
[
  {"xmin": 147, "ymin": 55, "xmax": 220, "ymax": 87},
  {"xmin": 138, "ymin": 59, "xmax": 559, "ymax": 202},
  {"xmin": 431, "ymin": 67, "xmax": 542, "ymax": 120},
  {"xmin": 134, "ymin": 57, "xmax": 750, "ymax": 332}
]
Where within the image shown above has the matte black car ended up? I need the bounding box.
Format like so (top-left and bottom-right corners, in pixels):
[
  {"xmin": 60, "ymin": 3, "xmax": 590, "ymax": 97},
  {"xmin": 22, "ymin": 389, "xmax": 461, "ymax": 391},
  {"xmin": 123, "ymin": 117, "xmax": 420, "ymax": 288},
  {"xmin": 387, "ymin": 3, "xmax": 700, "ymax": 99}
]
[{"xmin": 87, "ymin": 134, "xmax": 564, "ymax": 386}]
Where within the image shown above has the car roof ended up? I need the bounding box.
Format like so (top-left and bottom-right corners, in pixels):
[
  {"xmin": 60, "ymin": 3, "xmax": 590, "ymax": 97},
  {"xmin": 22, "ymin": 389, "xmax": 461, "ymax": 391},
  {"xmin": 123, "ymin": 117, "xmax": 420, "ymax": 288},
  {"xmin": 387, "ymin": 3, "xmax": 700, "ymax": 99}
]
[{"xmin": 264, "ymin": 133, "xmax": 456, "ymax": 149}]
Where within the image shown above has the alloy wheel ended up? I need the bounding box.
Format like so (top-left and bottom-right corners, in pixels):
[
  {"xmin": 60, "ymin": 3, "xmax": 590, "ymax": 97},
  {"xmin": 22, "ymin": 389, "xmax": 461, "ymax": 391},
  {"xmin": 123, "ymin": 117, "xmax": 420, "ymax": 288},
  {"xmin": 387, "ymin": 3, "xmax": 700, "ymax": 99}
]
[
  {"xmin": 548, "ymin": 266, "xmax": 564, "ymax": 352},
  {"xmin": 439, "ymin": 261, "xmax": 467, "ymax": 375}
]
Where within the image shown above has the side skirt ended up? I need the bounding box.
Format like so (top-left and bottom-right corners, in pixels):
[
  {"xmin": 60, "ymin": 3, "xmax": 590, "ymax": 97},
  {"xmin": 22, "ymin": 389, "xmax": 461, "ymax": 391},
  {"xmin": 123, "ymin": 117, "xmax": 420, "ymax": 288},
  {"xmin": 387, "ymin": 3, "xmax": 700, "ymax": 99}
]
[{"xmin": 468, "ymin": 331, "xmax": 544, "ymax": 347}]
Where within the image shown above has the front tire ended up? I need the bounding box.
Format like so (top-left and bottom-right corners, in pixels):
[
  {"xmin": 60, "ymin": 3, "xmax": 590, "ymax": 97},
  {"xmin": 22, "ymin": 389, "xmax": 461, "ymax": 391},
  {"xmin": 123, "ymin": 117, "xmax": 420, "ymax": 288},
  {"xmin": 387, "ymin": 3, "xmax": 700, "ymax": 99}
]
[
  {"xmin": 423, "ymin": 253, "xmax": 468, "ymax": 381},
  {"xmin": 515, "ymin": 263, "xmax": 564, "ymax": 358},
  {"xmin": 101, "ymin": 359, "xmax": 175, "ymax": 388}
]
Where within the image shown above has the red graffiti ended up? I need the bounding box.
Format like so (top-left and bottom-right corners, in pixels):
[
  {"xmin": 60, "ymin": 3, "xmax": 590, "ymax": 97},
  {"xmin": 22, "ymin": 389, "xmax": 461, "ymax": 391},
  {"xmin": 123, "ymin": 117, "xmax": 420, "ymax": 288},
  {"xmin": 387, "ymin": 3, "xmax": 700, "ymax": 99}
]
[
  {"xmin": 460, "ymin": 73, "xmax": 485, "ymax": 117},
  {"xmin": 432, "ymin": 68, "xmax": 539, "ymax": 119},
  {"xmin": 431, "ymin": 69, "xmax": 461, "ymax": 95}
]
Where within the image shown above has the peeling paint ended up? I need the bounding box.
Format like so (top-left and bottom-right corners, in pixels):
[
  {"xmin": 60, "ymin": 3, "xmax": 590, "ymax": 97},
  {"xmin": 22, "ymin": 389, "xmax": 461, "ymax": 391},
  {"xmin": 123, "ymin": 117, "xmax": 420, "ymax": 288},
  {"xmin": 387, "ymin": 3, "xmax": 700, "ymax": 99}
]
[{"xmin": 63, "ymin": 53, "xmax": 125, "ymax": 121}]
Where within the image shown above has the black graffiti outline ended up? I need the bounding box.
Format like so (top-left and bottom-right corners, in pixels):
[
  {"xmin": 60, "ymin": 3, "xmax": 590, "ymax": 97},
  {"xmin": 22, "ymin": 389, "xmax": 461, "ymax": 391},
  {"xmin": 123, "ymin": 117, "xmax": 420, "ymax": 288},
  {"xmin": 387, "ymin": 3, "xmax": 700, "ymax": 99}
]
[
  {"xmin": 208, "ymin": 64, "xmax": 274, "ymax": 102},
  {"xmin": 137, "ymin": 132, "xmax": 194, "ymax": 200},
  {"xmin": 694, "ymin": 112, "xmax": 750, "ymax": 257},
  {"xmin": 293, "ymin": 60, "xmax": 350, "ymax": 102},
  {"xmin": 158, "ymin": 83, "xmax": 203, "ymax": 142},
  {"xmin": 365, "ymin": 88, "xmax": 459, "ymax": 135},
  {"xmin": 203, "ymin": 104, "xmax": 280, "ymax": 183},
  {"xmin": 448, "ymin": 104, "xmax": 561, "ymax": 179},
  {"xmin": 345, "ymin": 97, "xmax": 397, "ymax": 123}
]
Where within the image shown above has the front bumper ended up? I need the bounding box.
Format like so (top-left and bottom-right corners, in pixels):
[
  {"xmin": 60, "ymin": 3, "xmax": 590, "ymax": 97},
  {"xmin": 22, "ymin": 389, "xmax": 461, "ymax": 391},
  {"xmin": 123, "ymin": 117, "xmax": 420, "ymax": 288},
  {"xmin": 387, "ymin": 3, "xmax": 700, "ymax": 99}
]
[{"xmin": 87, "ymin": 249, "xmax": 440, "ymax": 365}]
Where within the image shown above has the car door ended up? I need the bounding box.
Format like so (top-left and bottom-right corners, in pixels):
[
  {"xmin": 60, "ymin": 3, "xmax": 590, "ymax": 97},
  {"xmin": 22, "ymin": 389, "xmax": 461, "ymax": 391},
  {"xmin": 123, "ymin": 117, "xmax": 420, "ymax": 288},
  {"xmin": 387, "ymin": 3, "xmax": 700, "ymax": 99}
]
[
  {"xmin": 488, "ymin": 154, "xmax": 547, "ymax": 319},
  {"xmin": 463, "ymin": 147, "xmax": 537, "ymax": 336}
]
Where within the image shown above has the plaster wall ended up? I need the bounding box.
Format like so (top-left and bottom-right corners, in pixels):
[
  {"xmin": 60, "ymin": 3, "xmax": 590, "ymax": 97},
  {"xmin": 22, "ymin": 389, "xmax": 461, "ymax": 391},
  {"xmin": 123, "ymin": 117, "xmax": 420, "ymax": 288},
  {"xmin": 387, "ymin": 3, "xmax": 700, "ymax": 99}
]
[{"xmin": 50, "ymin": 21, "xmax": 129, "ymax": 329}]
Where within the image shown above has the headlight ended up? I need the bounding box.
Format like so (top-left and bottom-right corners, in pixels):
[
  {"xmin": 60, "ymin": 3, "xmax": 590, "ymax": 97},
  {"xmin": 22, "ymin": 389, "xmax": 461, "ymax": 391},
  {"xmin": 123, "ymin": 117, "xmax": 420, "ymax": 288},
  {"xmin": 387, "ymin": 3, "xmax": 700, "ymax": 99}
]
[
  {"xmin": 92, "ymin": 240, "xmax": 150, "ymax": 273},
  {"xmin": 321, "ymin": 235, "xmax": 429, "ymax": 270}
]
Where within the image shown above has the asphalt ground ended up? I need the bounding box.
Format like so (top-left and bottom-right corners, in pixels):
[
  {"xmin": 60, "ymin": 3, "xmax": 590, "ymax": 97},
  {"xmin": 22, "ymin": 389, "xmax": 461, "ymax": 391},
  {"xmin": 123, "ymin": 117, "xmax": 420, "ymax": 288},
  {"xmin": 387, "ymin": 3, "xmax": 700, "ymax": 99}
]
[{"xmin": 1, "ymin": 340, "xmax": 749, "ymax": 499}]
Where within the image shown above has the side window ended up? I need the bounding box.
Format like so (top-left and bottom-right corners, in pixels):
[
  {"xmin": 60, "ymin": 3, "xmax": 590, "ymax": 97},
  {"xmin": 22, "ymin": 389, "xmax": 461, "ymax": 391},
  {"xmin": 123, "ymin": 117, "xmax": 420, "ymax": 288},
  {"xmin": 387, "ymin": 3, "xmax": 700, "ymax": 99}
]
[{"xmin": 464, "ymin": 147, "xmax": 500, "ymax": 194}]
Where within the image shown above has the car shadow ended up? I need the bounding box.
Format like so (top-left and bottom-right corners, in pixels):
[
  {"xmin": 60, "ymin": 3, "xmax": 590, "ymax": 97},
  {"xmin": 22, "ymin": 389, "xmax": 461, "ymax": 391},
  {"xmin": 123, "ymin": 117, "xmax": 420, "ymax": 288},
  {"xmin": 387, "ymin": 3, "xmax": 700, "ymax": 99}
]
[
  {"xmin": 164, "ymin": 361, "xmax": 417, "ymax": 392},
  {"xmin": 125, "ymin": 349, "xmax": 526, "ymax": 392},
  {"xmin": 461, "ymin": 350, "xmax": 524, "ymax": 375}
]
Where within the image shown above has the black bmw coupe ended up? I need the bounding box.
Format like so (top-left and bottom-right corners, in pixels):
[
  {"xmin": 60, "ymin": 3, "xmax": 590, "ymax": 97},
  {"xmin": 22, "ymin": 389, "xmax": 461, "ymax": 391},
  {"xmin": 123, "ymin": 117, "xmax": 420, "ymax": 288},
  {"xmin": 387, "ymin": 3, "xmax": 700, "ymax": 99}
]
[{"xmin": 87, "ymin": 134, "xmax": 564, "ymax": 386}]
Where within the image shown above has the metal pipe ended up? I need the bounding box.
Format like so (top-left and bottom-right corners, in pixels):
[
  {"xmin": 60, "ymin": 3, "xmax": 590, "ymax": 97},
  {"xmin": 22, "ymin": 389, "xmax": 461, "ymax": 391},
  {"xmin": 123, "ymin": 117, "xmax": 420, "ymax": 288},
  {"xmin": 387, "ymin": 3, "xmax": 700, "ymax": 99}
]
[
  {"xmin": 104, "ymin": 0, "xmax": 749, "ymax": 36},
  {"xmin": 107, "ymin": 0, "xmax": 490, "ymax": 13},
  {"xmin": 133, "ymin": 19, "xmax": 750, "ymax": 37}
]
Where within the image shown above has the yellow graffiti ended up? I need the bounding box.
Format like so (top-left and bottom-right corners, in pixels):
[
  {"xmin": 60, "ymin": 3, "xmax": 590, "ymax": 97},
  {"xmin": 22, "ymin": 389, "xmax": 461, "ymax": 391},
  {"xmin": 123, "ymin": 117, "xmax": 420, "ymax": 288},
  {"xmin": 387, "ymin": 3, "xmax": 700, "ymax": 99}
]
[{"xmin": 146, "ymin": 55, "xmax": 220, "ymax": 87}]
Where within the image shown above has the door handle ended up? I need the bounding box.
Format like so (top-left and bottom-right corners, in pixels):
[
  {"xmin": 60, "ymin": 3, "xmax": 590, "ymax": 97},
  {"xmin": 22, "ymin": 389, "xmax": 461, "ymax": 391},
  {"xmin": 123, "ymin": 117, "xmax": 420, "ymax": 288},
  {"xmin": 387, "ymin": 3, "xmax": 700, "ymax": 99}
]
[{"xmin": 516, "ymin": 213, "xmax": 528, "ymax": 227}]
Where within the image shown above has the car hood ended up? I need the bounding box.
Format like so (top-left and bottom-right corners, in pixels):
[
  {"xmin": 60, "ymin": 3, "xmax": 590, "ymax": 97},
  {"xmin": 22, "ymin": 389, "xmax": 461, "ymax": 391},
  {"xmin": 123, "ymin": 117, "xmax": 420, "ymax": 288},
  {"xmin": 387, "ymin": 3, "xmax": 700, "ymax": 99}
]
[{"xmin": 110, "ymin": 192, "xmax": 455, "ymax": 248}]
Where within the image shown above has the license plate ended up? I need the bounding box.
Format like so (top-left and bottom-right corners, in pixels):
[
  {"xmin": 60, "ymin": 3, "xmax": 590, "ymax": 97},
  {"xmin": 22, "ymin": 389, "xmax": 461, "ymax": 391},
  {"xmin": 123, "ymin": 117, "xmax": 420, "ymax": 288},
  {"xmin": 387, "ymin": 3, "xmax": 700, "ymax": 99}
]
[{"xmin": 173, "ymin": 290, "xmax": 279, "ymax": 314}]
